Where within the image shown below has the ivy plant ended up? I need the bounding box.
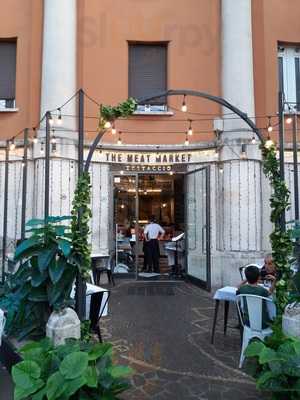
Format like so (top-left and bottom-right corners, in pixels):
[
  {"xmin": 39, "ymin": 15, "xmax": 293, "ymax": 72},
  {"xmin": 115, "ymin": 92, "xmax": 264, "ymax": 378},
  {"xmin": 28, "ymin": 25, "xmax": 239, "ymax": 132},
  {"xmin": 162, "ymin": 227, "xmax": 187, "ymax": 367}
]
[
  {"xmin": 99, "ymin": 98, "xmax": 138, "ymax": 129},
  {"xmin": 12, "ymin": 337, "xmax": 133, "ymax": 400},
  {"xmin": 0, "ymin": 216, "xmax": 77, "ymax": 340},
  {"xmin": 71, "ymin": 172, "xmax": 92, "ymax": 280},
  {"xmin": 261, "ymin": 143, "xmax": 294, "ymax": 315}
]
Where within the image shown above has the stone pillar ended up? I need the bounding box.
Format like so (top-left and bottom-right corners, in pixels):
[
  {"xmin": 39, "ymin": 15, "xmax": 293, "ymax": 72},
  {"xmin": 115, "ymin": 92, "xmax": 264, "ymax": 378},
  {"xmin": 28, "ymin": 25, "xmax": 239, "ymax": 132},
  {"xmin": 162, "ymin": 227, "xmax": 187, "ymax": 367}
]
[
  {"xmin": 221, "ymin": 0, "xmax": 255, "ymax": 143},
  {"xmin": 36, "ymin": 0, "xmax": 77, "ymax": 219},
  {"xmin": 40, "ymin": 0, "xmax": 77, "ymax": 133},
  {"xmin": 213, "ymin": 0, "xmax": 264, "ymax": 287}
]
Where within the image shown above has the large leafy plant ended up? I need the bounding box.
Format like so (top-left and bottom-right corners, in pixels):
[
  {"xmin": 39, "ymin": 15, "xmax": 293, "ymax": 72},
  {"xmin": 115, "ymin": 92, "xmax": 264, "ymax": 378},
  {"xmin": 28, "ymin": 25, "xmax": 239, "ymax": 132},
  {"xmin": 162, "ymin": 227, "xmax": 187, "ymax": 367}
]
[
  {"xmin": 12, "ymin": 338, "xmax": 132, "ymax": 400},
  {"xmin": 0, "ymin": 216, "xmax": 77, "ymax": 339},
  {"xmin": 245, "ymin": 331, "xmax": 300, "ymax": 400}
]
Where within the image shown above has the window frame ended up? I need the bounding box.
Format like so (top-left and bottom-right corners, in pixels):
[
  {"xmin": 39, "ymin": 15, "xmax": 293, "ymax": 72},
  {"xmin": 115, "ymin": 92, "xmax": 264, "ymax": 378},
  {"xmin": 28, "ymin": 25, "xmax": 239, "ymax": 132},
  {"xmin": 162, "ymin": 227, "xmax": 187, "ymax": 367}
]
[{"xmin": 128, "ymin": 41, "xmax": 169, "ymax": 113}]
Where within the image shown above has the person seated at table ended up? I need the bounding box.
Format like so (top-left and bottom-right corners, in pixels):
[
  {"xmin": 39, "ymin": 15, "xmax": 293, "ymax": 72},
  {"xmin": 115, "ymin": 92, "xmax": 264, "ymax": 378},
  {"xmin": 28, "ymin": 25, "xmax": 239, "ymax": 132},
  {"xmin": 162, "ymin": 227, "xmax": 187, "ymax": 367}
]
[
  {"xmin": 237, "ymin": 265, "xmax": 273, "ymax": 328},
  {"xmin": 260, "ymin": 254, "xmax": 277, "ymax": 283}
]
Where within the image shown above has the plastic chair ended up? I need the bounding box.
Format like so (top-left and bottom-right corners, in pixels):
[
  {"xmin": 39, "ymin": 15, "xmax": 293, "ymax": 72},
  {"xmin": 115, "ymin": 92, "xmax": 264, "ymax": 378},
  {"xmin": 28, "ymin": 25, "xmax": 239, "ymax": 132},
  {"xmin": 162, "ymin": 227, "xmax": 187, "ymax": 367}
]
[
  {"xmin": 239, "ymin": 264, "xmax": 262, "ymax": 281},
  {"xmin": 236, "ymin": 294, "xmax": 276, "ymax": 368},
  {"xmin": 93, "ymin": 253, "xmax": 115, "ymax": 286}
]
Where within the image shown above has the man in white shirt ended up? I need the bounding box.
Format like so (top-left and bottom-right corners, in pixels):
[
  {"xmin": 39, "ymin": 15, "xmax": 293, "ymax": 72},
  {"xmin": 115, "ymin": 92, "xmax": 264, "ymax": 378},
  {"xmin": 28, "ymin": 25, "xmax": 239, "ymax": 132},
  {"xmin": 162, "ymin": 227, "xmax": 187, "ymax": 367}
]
[{"xmin": 144, "ymin": 215, "xmax": 165, "ymax": 273}]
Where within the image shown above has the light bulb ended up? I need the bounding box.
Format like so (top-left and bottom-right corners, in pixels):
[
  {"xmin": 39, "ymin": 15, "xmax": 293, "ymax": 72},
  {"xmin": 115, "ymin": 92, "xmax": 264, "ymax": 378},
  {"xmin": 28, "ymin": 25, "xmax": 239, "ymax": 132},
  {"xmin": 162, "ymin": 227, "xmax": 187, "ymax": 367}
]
[
  {"xmin": 267, "ymin": 125, "xmax": 273, "ymax": 133},
  {"xmin": 184, "ymin": 137, "xmax": 189, "ymax": 146},
  {"xmin": 188, "ymin": 120, "xmax": 193, "ymax": 136},
  {"xmin": 219, "ymin": 166, "xmax": 224, "ymax": 174},
  {"xmin": 112, "ymin": 127, "xmax": 117, "ymax": 135},
  {"xmin": 181, "ymin": 95, "xmax": 187, "ymax": 112},
  {"xmin": 286, "ymin": 116, "xmax": 293, "ymax": 124},
  {"xmin": 251, "ymin": 136, "xmax": 256, "ymax": 144},
  {"xmin": 117, "ymin": 136, "xmax": 122, "ymax": 145},
  {"xmin": 33, "ymin": 137, "xmax": 38, "ymax": 144},
  {"xmin": 51, "ymin": 136, "xmax": 56, "ymax": 144},
  {"xmin": 56, "ymin": 114, "xmax": 62, "ymax": 125},
  {"xmin": 48, "ymin": 115, "xmax": 54, "ymax": 126},
  {"xmin": 120, "ymin": 170, "xmax": 124, "ymax": 175},
  {"xmin": 169, "ymin": 171, "xmax": 174, "ymax": 176},
  {"xmin": 104, "ymin": 121, "xmax": 112, "ymax": 129},
  {"xmin": 9, "ymin": 141, "xmax": 15, "ymax": 151},
  {"xmin": 120, "ymin": 204, "xmax": 125, "ymax": 209},
  {"xmin": 214, "ymin": 149, "xmax": 219, "ymax": 158}
]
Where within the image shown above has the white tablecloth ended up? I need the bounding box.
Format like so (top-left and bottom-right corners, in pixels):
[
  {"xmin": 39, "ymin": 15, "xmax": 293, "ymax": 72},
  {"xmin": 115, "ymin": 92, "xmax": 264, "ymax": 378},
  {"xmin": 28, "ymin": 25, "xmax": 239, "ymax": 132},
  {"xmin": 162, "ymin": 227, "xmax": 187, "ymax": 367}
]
[
  {"xmin": 213, "ymin": 286, "xmax": 237, "ymax": 302},
  {"xmin": 71, "ymin": 283, "xmax": 109, "ymax": 318}
]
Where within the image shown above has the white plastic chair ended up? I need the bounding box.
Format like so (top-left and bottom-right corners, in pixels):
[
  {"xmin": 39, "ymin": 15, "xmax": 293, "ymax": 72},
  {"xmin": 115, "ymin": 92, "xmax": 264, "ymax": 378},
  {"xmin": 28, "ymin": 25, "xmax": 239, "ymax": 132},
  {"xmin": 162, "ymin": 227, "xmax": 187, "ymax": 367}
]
[
  {"xmin": 239, "ymin": 264, "xmax": 262, "ymax": 281},
  {"xmin": 0, "ymin": 309, "xmax": 6, "ymax": 346},
  {"xmin": 236, "ymin": 294, "xmax": 276, "ymax": 368}
]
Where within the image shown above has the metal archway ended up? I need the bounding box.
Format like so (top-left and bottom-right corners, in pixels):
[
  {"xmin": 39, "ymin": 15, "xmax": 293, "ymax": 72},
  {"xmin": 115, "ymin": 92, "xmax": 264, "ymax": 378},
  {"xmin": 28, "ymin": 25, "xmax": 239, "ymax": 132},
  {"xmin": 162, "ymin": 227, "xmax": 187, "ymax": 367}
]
[{"xmin": 84, "ymin": 89, "xmax": 263, "ymax": 172}]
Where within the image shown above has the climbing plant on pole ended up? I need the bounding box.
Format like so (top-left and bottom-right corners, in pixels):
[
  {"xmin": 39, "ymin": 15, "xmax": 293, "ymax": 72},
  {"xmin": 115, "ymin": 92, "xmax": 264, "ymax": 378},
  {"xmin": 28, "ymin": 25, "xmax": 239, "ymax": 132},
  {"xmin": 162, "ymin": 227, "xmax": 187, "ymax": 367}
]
[{"xmin": 261, "ymin": 143, "xmax": 294, "ymax": 316}]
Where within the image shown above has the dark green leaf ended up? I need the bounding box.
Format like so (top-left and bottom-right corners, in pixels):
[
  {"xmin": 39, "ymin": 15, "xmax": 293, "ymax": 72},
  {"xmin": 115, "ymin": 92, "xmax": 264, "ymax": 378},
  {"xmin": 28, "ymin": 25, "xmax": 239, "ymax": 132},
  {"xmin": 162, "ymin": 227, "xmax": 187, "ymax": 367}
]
[
  {"xmin": 245, "ymin": 340, "xmax": 265, "ymax": 358},
  {"xmin": 15, "ymin": 236, "xmax": 41, "ymax": 260},
  {"xmin": 88, "ymin": 343, "xmax": 113, "ymax": 361},
  {"xmin": 84, "ymin": 366, "xmax": 98, "ymax": 388},
  {"xmin": 57, "ymin": 239, "xmax": 71, "ymax": 257},
  {"xmin": 49, "ymin": 258, "xmax": 65, "ymax": 284},
  {"xmin": 107, "ymin": 365, "xmax": 133, "ymax": 379},
  {"xmin": 46, "ymin": 371, "xmax": 66, "ymax": 400},
  {"xmin": 38, "ymin": 245, "xmax": 57, "ymax": 272},
  {"xmin": 59, "ymin": 352, "xmax": 89, "ymax": 379},
  {"xmin": 62, "ymin": 376, "xmax": 87, "ymax": 397},
  {"xmin": 26, "ymin": 219, "xmax": 45, "ymax": 227},
  {"xmin": 31, "ymin": 386, "xmax": 47, "ymax": 400}
]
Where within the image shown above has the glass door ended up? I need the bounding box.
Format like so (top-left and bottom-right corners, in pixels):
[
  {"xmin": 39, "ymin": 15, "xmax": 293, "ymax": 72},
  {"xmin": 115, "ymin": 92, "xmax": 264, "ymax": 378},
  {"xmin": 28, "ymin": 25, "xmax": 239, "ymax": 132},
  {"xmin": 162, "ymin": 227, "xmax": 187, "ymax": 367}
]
[
  {"xmin": 185, "ymin": 166, "xmax": 211, "ymax": 290},
  {"xmin": 113, "ymin": 174, "xmax": 138, "ymax": 276}
]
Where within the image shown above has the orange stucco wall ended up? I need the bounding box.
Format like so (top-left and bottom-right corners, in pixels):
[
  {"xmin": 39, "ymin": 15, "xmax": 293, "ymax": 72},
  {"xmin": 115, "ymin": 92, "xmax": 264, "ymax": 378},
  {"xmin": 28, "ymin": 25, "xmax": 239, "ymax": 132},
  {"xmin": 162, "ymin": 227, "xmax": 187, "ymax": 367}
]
[
  {"xmin": 78, "ymin": 0, "xmax": 221, "ymax": 145},
  {"xmin": 252, "ymin": 0, "xmax": 300, "ymax": 143},
  {"xmin": 0, "ymin": 0, "xmax": 43, "ymax": 140},
  {"xmin": 1, "ymin": 1, "xmax": 300, "ymax": 144}
]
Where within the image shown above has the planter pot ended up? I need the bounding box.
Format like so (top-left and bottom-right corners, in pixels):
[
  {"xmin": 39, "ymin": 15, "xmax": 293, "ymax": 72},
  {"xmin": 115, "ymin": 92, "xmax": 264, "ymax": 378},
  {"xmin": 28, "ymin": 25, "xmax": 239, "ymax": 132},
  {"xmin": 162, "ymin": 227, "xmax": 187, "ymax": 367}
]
[
  {"xmin": 282, "ymin": 303, "xmax": 300, "ymax": 338},
  {"xmin": 46, "ymin": 307, "xmax": 80, "ymax": 346}
]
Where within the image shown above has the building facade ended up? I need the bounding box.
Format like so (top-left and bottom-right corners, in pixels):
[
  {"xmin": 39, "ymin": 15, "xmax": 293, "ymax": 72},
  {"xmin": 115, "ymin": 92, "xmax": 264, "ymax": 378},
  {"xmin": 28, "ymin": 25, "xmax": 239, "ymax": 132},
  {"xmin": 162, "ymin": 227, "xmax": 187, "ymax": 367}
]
[{"xmin": 0, "ymin": 0, "xmax": 300, "ymax": 288}]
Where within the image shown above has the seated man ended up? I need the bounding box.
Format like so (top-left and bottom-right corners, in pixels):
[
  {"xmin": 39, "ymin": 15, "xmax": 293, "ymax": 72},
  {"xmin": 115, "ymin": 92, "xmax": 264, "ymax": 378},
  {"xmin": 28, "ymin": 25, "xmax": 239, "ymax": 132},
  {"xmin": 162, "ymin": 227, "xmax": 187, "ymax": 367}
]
[
  {"xmin": 237, "ymin": 265, "xmax": 274, "ymax": 328},
  {"xmin": 260, "ymin": 254, "xmax": 277, "ymax": 283}
]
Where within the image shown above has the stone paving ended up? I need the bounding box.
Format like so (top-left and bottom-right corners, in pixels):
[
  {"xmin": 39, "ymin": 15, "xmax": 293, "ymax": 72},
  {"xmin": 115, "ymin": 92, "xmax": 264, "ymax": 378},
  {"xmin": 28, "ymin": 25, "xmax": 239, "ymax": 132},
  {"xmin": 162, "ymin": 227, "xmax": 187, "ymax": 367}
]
[{"xmin": 101, "ymin": 280, "xmax": 267, "ymax": 400}]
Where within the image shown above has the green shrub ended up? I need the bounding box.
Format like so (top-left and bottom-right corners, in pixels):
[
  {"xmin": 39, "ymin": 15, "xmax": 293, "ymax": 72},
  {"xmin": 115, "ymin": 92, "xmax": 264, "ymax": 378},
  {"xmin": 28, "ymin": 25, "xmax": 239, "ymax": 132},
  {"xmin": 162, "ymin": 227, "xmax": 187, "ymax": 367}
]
[
  {"xmin": 245, "ymin": 327, "xmax": 300, "ymax": 400},
  {"xmin": 12, "ymin": 338, "xmax": 132, "ymax": 400},
  {"xmin": 0, "ymin": 216, "xmax": 78, "ymax": 339}
]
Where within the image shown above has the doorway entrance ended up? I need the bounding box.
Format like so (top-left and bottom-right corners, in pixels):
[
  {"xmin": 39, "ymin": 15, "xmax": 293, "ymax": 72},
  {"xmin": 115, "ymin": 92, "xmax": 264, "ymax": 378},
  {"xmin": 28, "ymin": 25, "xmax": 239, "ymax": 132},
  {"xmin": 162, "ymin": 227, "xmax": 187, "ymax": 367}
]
[{"xmin": 112, "ymin": 167, "xmax": 211, "ymax": 289}]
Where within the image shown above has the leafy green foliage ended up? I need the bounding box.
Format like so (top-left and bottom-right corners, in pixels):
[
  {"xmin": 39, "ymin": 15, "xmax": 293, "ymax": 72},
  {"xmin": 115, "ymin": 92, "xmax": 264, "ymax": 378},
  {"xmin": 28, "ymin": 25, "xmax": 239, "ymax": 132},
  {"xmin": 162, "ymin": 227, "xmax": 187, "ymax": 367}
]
[
  {"xmin": 261, "ymin": 143, "xmax": 294, "ymax": 315},
  {"xmin": 0, "ymin": 217, "xmax": 77, "ymax": 339},
  {"xmin": 71, "ymin": 172, "xmax": 92, "ymax": 280},
  {"xmin": 99, "ymin": 98, "xmax": 138, "ymax": 129},
  {"xmin": 245, "ymin": 330, "xmax": 300, "ymax": 400},
  {"xmin": 12, "ymin": 338, "xmax": 133, "ymax": 400}
]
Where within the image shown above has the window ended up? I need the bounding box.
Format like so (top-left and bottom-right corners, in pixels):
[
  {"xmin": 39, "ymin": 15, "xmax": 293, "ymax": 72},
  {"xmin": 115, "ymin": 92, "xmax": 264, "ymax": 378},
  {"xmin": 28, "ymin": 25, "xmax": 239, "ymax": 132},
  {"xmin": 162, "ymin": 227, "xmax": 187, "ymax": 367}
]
[
  {"xmin": 278, "ymin": 45, "xmax": 300, "ymax": 110},
  {"xmin": 129, "ymin": 43, "xmax": 167, "ymax": 112},
  {"xmin": 0, "ymin": 40, "xmax": 17, "ymax": 109}
]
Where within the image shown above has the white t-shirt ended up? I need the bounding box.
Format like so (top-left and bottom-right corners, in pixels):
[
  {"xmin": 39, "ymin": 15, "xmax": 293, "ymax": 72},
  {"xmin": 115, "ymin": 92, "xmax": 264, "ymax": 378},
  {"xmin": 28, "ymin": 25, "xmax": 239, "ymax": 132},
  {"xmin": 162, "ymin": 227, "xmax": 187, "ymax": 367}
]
[{"xmin": 144, "ymin": 222, "xmax": 165, "ymax": 240}]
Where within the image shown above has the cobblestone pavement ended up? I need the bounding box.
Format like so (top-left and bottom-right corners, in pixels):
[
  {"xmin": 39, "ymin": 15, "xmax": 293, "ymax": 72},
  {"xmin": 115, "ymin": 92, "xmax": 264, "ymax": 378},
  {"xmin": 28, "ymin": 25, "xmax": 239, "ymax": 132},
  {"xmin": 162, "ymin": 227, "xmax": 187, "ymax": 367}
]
[{"xmin": 101, "ymin": 280, "xmax": 268, "ymax": 400}]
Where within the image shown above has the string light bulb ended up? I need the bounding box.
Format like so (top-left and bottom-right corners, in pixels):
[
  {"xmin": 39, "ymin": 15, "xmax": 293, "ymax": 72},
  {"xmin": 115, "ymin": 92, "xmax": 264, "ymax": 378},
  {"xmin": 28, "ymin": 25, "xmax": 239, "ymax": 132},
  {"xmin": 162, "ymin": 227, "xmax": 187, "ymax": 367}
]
[
  {"xmin": 267, "ymin": 116, "xmax": 273, "ymax": 132},
  {"xmin": 117, "ymin": 132, "xmax": 122, "ymax": 145},
  {"xmin": 181, "ymin": 95, "xmax": 187, "ymax": 112},
  {"xmin": 32, "ymin": 128, "xmax": 38, "ymax": 144},
  {"xmin": 56, "ymin": 108, "xmax": 62, "ymax": 125},
  {"xmin": 48, "ymin": 113, "xmax": 54, "ymax": 126},
  {"xmin": 40, "ymin": 142, "xmax": 45, "ymax": 155},
  {"xmin": 9, "ymin": 139, "xmax": 15, "ymax": 151},
  {"xmin": 188, "ymin": 120, "xmax": 193, "ymax": 136},
  {"xmin": 184, "ymin": 134, "xmax": 189, "ymax": 146},
  {"xmin": 251, "ymin": 135, "xmax": 256, "ymax": 144},
  {"xmin": 111, "ymin": 122, "xmax": 117, "ymax": 135},
  {"xmin": 214, "ymin": 148, "xmax": 219, "ymax": 158},
  {"xmin": 219, "ymin": 164, "xmax": 224, "ymax": 174},
  {"xmin": 286, "ymin": 115, "xmax": 293, "ymax": 124},
  {"xmin": 104, "ymin": 121, "xmax": 112, "ymax": 129}
]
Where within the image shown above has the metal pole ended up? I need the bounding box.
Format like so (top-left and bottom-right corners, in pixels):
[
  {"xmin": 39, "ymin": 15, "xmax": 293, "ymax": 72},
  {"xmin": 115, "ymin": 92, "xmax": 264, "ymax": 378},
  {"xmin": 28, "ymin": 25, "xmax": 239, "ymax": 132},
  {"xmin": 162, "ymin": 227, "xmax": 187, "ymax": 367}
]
[
  {"xmin": 75, "ymin": 88, "xmax": 86, "ymax": 321},
  {"xmin": 2, "ymin": 141, "xmax": 9, "ymax": 284},
  {"xmin": 21, "ymin": 128, "xmax": 29, "ymax": 241},
  {"xmin": 44, "ymin": 112, "xmax": 51, "ymax": 221},
  {"xmin": 293, "ymin": 114, "xmax": 299, "ymax": 221},
  {"xmin": 278, "ymin": 91, "xmax": 286, "ymax": 230}
]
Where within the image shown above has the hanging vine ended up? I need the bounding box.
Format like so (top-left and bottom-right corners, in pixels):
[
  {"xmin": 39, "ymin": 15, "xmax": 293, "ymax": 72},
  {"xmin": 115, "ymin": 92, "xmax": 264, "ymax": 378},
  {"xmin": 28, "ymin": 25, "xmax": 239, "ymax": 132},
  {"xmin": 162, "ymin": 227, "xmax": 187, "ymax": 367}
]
[
  {"xmin": 71, "ymin": 171, "xmax": 92, "ymax": 280},
  {"xmin": 99, "ymin": 98, "xmax": 138, "ymax": 129},
  {"xmin": 261, "ymin": 143, "xmax": 294, "ymax": 315}
]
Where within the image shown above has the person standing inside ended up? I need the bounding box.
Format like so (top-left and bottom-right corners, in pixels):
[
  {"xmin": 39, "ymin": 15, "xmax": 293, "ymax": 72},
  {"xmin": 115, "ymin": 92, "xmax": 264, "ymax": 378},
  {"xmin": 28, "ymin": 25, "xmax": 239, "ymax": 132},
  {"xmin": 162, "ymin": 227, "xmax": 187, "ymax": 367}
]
[{"xmin": 144, "ymin": 215, "xmax": 165, "ymax": 273}]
